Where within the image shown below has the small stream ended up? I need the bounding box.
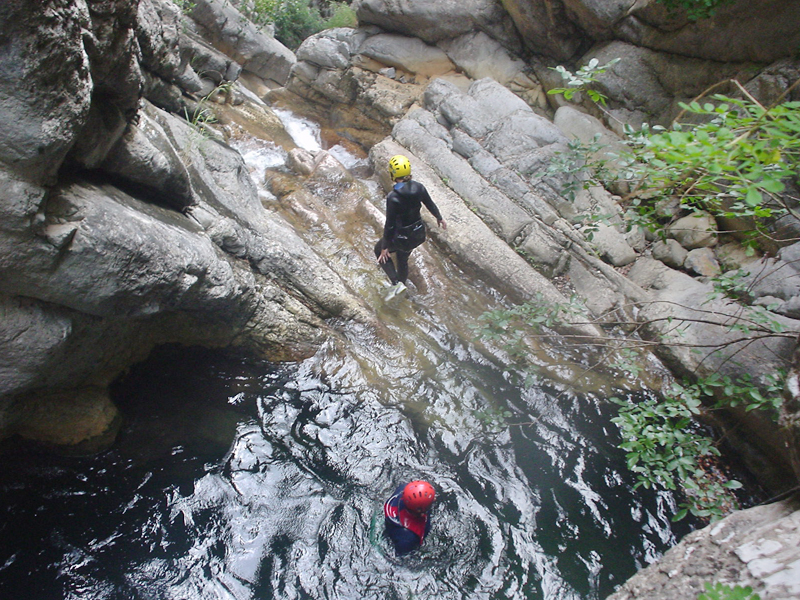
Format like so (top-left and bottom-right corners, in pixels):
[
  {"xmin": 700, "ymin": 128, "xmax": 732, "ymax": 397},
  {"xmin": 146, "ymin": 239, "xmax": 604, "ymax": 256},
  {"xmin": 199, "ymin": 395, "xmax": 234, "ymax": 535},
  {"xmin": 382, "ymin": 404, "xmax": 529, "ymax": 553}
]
[{"xmin": 0, "ymin": 109, "xmax": 700, "ymax": 600}]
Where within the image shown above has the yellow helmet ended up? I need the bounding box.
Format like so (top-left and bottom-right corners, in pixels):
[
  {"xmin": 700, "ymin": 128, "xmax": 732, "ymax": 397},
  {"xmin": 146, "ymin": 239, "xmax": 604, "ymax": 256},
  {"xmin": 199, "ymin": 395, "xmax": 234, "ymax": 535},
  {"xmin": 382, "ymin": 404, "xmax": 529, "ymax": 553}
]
[{"xmin": 388, "ymin": 155, "xmax": 411, "ymax": 179}]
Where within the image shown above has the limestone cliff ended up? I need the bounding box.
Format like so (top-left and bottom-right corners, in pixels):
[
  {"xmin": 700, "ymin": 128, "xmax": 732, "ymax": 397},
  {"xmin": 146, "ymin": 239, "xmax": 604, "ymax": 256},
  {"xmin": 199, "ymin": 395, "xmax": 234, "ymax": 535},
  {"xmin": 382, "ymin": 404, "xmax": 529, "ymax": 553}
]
[{"xmin": 0, "ymin": 0, "xmax": 368, "ymax": 452}]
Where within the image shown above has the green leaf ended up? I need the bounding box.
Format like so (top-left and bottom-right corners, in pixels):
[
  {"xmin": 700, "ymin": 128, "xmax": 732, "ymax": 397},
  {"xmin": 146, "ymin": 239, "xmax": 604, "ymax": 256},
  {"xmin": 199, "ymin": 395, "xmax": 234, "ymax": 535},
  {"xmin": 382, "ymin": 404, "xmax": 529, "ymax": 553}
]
[
  {"xmin": 760, "ymin": 178, "xmax": 785, "ymax": 194},
  {"xmin": 672, "ymin": 508, "xmax": 688, "ymax": 522},
  {"xmin": 745, "ymin": 186, "xmax": 762, "ymax": 207}
]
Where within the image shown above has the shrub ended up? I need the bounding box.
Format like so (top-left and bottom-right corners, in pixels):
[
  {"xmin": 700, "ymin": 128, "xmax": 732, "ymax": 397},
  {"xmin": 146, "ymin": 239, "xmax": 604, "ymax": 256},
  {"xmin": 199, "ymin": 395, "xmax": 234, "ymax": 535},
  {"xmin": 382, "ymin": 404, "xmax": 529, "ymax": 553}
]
[{"xmin": 324, "ymin": 2, "xmax": 358, "ymax": 29}]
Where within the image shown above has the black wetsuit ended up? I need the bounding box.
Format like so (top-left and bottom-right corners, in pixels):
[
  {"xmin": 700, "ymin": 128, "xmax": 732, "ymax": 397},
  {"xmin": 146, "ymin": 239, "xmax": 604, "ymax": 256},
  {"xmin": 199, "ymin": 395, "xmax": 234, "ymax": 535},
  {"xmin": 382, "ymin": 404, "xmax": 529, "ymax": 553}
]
[{"xmin": 374, "ymin": 179, "xmax": 443, "ymax": 284}]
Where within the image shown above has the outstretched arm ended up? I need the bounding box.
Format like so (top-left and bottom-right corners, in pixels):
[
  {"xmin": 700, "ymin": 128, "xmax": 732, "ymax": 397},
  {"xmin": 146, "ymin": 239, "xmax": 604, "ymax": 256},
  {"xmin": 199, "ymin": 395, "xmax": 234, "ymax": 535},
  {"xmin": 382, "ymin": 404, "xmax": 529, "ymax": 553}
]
[{"xmin": 419, "ymin": 185, "xmax": 444, "ymax": 225}]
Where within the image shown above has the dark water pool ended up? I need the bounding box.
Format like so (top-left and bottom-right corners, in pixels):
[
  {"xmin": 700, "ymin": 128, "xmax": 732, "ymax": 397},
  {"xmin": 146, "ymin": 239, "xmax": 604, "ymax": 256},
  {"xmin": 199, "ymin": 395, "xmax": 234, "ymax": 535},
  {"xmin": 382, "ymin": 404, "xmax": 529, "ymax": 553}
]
[{"xmin": 0, "ymin": 343, "xmax": 697, "ymax": 600}]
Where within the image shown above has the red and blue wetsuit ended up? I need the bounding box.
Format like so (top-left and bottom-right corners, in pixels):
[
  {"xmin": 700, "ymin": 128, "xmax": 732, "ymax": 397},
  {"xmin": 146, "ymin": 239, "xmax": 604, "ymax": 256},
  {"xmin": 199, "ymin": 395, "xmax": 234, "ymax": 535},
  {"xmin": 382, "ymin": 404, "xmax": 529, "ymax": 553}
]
[{"xmin": 383, "ymin": 483, "xmax": 432, "ymax": 555}]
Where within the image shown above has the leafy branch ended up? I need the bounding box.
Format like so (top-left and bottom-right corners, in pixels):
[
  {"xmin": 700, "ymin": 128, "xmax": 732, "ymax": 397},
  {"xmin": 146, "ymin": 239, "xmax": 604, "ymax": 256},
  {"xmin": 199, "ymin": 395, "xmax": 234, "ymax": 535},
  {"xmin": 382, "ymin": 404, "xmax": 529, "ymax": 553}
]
[
  {"xmin": 548, "ymin": 58, "xmax": 620, "ymax": 106},
  {"xmin": 697, "ymin": 582, "xmax": 760, "ymax": 600},
  {"xmin": 471, "ymin": 292, "xmax": 792, "ymax": 521}
]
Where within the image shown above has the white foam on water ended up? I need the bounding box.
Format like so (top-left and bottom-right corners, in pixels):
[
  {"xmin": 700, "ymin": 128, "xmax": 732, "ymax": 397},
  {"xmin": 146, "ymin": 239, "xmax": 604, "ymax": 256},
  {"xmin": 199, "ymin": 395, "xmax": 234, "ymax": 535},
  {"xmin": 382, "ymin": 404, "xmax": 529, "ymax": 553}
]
[
  {"xmin": 230, "ymin": 138, "xmax": 286, "ymax": 201},
  {"xmin": 328, "ymin": 143, "xmax": 367, "ymax": 170},
  {"xmin": 273, "ymin": 108, "xmax": 322, "ymax": 152}
]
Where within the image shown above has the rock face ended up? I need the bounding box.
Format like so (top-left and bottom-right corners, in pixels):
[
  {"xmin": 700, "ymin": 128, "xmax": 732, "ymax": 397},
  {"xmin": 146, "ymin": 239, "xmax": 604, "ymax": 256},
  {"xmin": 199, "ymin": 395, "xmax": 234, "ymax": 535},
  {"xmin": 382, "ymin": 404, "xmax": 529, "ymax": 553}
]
[
  {"xmin": 188, "ymin": 0, "xmax": 296, "ymax": 86},
  {"xmin": 501, "ymin": 0, "xmax": 800, "ymax": 63},
  {"xmin": 607, "ymin": 496, "xmax": 800, "ymax": 600},
  {"xmin": 0, "ymin": 1, "xmax": 94, "ymax": 184},
  {"xmin": 0, "ymin": 0, "xmax": 362, "ymax": 452},
  {"xmin": 355, "ymin": 0, "xmax": 523, "ymax": 51}
]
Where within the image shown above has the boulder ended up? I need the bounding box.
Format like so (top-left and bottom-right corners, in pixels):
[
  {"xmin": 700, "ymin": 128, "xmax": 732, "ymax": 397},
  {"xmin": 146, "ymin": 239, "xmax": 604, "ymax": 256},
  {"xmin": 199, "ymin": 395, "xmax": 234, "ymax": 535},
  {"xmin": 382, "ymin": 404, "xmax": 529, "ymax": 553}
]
[
  {"xmin": 0, "ymin": 295, "xmax": 76, "ymax": 399},
  {"xmin": 652, "ymin": 238, "xmax": 688, "ymax": 269},
  {"xmin": 741, "ymin": 258, "xmax": 800, "ymax": 302},
  {"xmin": 567, "ymin": 258, "xmax": 626, "ymax": 317},
  {"xmin": 501, "ymin": 0, "xmax": 800, "ymax": 65},
  {"xmin": 500, "ymin": 0, "xmax": 589, "ymax": 61},
  {"xmin": 0, "ymin": 1, "xmax": 93, "ymax": 184},
  {"xmin": 178, "ymin": 30, "xmax": 239, "ymax": 89},
  {"xmin": 668, "ymin": 212, "xmax": 718, "ymax": 249},
  {"xmin": 584, "ymin": 41, "xmax": 760, "ymax": 123},
  {"xmin": 629, "ymin": 254, "xmax": 796, "ymax": 378},
  {"xmin": 13, "ymin": 386, "xmax": 121, "ymax": 454},
  {"xmin": 470, "ymin": 77, "xmax": 538, "ymax": 120},
  {"xmin": 608, "ymin": 497, "xmax": 800, "ymax": 600},
  {"xmin": 358, "ymin": 73, "xmax": 425, "ymax": 120},
  {"xmin": 517, "ymin": 228, "xmax": 570, "ymax": 277},
  {"xmin": 777, "ymin": 241, "xmax": 800, "ymax": 269},
  {"xmin": 297, "ymin": 36, "xmax": 350, "ymax": 71},
  {"xmin": 717, "ymin": 242, "xmax": 760, "ymax": 271},
  {"xmin": 359, "ymin": 34, "xmax": 456, "ymax": 77},
  {"xmin": 684, "ymin": 247, "xmax": 721, "ymax": 277},
  {"xmin": 438, "ymin": 31, "xmax": 527, "ymax": 85},
  {"xmin": 588, "ymin": 223, "xmax": 637, "ymax": 267},
  {"xmin": 745, "ymin": 58, "xmax": 800, "ymax": 106},
  {"xmin": 554, "ymin": 105, "xmax": 629, "ymax": 182},
  {"xmin": 68, "ymin": 0, "xmax": 143, "ymax": 170},
  {"xmin": 614, "ymin": 0, "xmax": 800, "ymax": 64},
  {"xmin": 136, "ymin": 0, "xmax": 186, "ymax": 82},
  {"xmin": 188, "ymin": 0, "xmax": 296, "ymax": 85},
  {"xmin": 354, "ymin": 0, "xmax": 522, "ymax": 51},
  {"xmin": 101, "ymin": 107, "xmax": 195, "ymax": 211}
]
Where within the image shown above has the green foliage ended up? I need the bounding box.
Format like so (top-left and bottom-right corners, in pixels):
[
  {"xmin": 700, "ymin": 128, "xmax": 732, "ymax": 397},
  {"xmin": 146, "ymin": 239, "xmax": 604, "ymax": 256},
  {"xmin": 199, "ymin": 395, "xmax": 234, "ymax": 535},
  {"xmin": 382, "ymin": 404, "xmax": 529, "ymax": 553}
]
[
  {"xmin": 697, "ymin": 582, "xmax": 760, "ymax": 600},
  {"xmin": 547, "ymin": 87, "xmax": 800, "ymax": 248},
  {"xmin": 247, "ymin": 0, "xmax": 324, "ymax": 49},
  {"xmin": 611, "ymin": 389, "xmax": 705, "ymax": 491},
  {"xmin": 182, "ymin": 81, "xmax": 234, "ymax": 151},
  {"xmin": 612, "ymin": 347, "xmax": 644, "ymax": 380},
  {"xmin": 708, "ymin": 269, "xmax": 752, "ymax": 302},
  {"xmin": 624, "ymin": 97, "xmax": 800, "ymax": 230},
  {"xmin": 656, "ymin": 0, "xmax": 734, "ymax": 21},
  {"xmin": 324, "ymin": 2, "xmax": 358, "ymax": 28},
  {"xmin": 171, "ymin": 0, "xmax": 196, "ymax": 14},
  {"xmin": 471, "ymin": 295, "xmax": 584, "ymax": 341},
  {"xmin": 184, "ymin": 103, "xmax": 217, "ymax": 140},
  {"xmin": 610, "ymin": 364, "xmax": 785, "ymax": 520},
  {"xmin": 473, "ymin": 406, "xmax": 514, "ymax": 433},
  {"xmin": 469, "ymin": 295, "xmax": 589, "ymax": 371},
  {"xmin": 244, "ymin": 0, "xmax": 356, "ymax": 48},
  {"xmin": 482, "ymin": 76, "xmax": 800, "ymax": 522},
  {"xmin": 546, "ymin": 136, "xmax": 612, "ymax": 203},
  {"xmin": 548, "ymin": 58, "xmax": 620, "ymax": 106},
  {"xmin": 611, "ymin": 387, "xmax": 741, "ymax": 522},
  {"xmin": 472, "ymin": 294, "xmax": 790, "ymax": 521},
  {"xmin": 691, "ymin": 370, "xmax": 785, "ymax": 416}
]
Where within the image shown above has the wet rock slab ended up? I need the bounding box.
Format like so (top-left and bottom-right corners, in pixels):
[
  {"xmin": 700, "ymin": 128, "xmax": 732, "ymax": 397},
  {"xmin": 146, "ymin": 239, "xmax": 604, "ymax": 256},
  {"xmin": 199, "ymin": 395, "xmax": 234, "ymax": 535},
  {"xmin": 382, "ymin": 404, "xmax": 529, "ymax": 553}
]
[{"xmin": 607, "ymin": 497, "xmax": 800, "ymax": 600}]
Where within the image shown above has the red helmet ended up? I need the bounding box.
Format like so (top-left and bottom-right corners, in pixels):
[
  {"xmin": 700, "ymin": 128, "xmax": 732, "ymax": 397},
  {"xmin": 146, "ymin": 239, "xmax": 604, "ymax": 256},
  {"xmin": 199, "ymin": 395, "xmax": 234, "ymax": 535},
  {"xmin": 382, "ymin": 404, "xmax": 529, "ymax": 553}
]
[{"xmin": 402, "ymin": 480, "xmax": 435, "ymax": 512}]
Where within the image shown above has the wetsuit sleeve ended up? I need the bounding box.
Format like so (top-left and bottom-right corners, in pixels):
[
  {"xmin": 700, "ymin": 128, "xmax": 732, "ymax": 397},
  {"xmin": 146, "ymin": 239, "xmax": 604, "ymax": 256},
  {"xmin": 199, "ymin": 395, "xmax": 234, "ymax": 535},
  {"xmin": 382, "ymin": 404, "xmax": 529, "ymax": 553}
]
[
  {"xmin": 419, "ymin": 184, "xmax": 443, "ymax": 222},
  {"xmin": 381, "ymin": 192, "xmax": 400, "ymax": 250}
]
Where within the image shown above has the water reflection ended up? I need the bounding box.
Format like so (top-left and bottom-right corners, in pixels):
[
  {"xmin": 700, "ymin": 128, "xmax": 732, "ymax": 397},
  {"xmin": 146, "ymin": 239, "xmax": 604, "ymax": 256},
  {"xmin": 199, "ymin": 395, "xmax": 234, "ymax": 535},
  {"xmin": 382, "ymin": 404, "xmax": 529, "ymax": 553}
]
[{"xmin": 0, "ymin": 341, "xmax": 693, "ymax": 600}]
